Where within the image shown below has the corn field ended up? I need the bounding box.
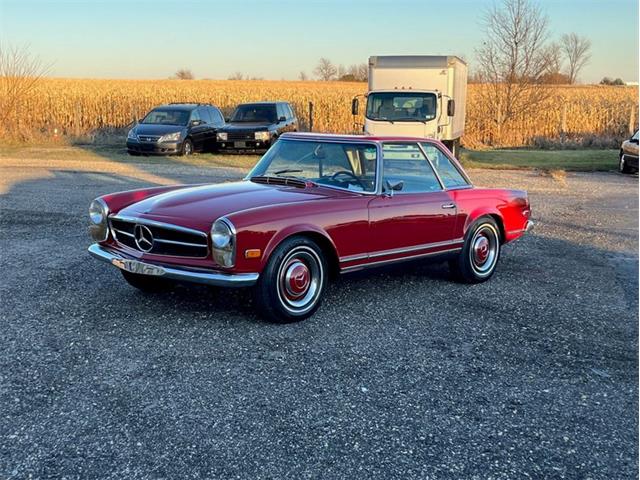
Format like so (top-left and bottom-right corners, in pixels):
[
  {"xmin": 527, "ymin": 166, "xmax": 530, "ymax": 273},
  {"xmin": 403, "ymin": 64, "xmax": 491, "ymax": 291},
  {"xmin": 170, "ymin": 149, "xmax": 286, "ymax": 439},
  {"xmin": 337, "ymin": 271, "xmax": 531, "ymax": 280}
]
[{"xmin": 2, "ymin": 78, "xmax": 638, "ymax": 148}]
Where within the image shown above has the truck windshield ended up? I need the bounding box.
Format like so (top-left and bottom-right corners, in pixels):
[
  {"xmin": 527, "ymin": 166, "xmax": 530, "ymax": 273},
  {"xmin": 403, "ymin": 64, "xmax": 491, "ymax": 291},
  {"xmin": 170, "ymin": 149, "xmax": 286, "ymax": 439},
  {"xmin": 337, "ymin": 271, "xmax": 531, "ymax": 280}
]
[
  {"xmin": 366, "ymin": 92, "xmax": 437, "ymax": 122},
  {"xmin": 248, "ymin": 139, "xmax": 378, "ymax": 192},
  {"xmin": 231, "ymin": 105, "xmax": 277, "ymax": 123}
]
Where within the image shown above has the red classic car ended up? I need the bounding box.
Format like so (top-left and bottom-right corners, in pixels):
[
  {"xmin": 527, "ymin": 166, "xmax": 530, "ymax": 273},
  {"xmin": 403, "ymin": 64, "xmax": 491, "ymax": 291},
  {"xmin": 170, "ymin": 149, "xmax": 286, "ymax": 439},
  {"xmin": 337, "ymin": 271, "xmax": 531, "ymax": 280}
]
[{"xmin": 88, "ymin": 133, "xmax": 532, "ymax": 322}]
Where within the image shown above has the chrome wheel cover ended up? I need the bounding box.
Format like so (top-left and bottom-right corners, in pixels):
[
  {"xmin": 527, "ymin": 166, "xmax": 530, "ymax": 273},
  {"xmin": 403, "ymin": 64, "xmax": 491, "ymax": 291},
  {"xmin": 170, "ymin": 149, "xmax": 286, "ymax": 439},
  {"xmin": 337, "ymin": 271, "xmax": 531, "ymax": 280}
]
[
  {"xmin": 469, "ymin": 223, "xmax": 499, "ymax": 277},
  {"xmin": 276, "ymin": 246, "xmax": 323, "ymax": 315},
  {"xmin": 184, "ymin": 141, "xmax": 192, "ymax": 155}
]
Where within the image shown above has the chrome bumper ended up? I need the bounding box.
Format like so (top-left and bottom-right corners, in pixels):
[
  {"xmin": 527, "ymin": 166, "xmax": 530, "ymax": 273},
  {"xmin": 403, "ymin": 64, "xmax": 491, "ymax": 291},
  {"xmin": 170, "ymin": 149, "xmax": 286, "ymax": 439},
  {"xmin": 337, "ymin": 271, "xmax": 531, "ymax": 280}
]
[
  {"xmin": 525, "ymin": 220, "xmax": 534, "ymax": 232},
  {"xmin": 88, "ymin": 244, "xmax": 259, "ymax": 287}
]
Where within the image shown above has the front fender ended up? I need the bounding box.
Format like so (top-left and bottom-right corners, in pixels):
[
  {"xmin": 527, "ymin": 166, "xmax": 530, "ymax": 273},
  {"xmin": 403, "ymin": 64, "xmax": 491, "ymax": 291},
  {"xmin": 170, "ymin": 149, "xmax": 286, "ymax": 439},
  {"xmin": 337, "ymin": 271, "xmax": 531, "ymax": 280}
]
[{"xmin": 261, "ymin": 223, "xmax": 337, "ymax": 269}]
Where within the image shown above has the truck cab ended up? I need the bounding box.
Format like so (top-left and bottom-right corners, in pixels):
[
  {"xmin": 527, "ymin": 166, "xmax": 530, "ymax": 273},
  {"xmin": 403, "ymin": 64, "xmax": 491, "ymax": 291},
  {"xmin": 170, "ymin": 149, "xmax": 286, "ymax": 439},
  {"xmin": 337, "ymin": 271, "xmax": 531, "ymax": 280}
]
[{"xmin": 353, "ymin": 56, "xmax": 467, "ymax": 156}]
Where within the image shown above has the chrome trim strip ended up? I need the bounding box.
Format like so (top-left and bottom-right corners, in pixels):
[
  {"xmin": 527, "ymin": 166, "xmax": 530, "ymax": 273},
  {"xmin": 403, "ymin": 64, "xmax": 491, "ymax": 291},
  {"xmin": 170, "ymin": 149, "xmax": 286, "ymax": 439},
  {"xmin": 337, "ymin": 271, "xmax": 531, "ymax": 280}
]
[
  {"xmin": 111, "ymin": 215, "xmax": 208, "ymax": 238},
  {"xmin": 341, "ymin": 247, "xmax": 462, "ymax": 273},
  {"xmin": 416, "ymin": 142, "xmax": 446, "ymax": 190},
  {"xmin": 153, "ymin": 238, "xmax": 208, "ymax": 248},
  {"xmin": 113, "ymin": 228, "xmax": 134, "ymax": 238},
  {"xmin": 507, "ymin": 220, "xmax": 534, "ymax": 236},
  {"xmin": 339, "ymin": 238, "xmax": 464, "ymax": 263},
  {"xmin": 88, "ymin": 244, "xmax": 258, "ymax": 287}
]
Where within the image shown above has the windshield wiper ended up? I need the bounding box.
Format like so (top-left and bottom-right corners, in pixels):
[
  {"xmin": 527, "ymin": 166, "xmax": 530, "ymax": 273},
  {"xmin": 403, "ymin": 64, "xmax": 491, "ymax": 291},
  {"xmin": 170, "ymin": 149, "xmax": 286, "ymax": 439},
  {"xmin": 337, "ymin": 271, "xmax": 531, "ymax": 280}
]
[{"xmin": 273, "ymin": 169, "xmax": 304, "ymax": 175}]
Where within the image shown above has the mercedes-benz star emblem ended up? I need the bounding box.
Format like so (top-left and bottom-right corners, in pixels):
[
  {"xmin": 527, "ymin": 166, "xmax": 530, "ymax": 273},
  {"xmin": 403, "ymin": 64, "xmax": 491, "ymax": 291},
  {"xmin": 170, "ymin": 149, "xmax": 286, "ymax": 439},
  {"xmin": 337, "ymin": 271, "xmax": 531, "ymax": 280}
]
[{"xmin": 134, "ymin": 224, "xmax": 154, "ymax": 252}]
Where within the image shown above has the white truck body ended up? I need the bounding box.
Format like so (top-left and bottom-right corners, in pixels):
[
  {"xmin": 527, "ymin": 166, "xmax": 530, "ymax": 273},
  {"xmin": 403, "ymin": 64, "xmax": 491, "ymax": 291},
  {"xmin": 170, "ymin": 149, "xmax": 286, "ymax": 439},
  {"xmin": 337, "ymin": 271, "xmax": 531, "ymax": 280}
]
[{"xmin": 361, "ymin": 55, "xmax": 467, "ymax": 152}]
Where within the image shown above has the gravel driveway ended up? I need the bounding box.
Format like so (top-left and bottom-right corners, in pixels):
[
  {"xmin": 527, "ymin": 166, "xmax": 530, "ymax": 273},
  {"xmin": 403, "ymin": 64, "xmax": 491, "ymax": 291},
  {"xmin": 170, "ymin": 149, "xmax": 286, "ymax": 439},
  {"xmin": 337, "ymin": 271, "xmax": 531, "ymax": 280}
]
[{"xmin": 1, "ymin": 152, "xmax": 637, "ymax": 479}]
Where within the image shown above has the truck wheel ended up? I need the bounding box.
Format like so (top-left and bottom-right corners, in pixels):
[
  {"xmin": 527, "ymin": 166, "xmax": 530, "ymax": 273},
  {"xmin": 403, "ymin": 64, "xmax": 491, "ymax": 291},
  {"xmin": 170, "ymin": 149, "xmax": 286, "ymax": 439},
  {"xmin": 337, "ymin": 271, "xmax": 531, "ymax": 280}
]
[
  {"xmin": 121, "ymin": 270, "xmax": 173, "ymax": 292},
  {"xmin": 449, "ymin": 217, "xmax": 501, "ymax": 283},
  {"xmin": 253, "ymin": 236, "xmax": 328, "ymax": 323}
]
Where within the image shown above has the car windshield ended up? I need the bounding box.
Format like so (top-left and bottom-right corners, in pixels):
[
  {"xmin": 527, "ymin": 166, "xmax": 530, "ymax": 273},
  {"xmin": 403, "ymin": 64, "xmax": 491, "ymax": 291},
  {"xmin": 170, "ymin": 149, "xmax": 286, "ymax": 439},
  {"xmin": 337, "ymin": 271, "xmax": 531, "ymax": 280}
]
[
  {"xmin": 366, "ymin": 92, "xmax": 437, "ymax": 122},
  {"xmin": 248, "ymin": 139, "xmax": 378, "ymax": 192},
  {"xmin": 231, "ymin": 105, "xmax": 277, "ymax": 123},
  {"xmin": 141, "ymin": 109, "xmax": 189, "ymax": 126}
]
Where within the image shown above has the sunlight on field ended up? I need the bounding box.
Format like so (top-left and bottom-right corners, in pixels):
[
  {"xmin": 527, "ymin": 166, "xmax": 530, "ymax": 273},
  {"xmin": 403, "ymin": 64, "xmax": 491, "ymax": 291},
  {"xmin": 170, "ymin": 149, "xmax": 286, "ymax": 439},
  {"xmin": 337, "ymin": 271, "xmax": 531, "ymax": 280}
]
[{"xmin": 5, "ymin": 79, "xmax": 638, "ymax": 148}]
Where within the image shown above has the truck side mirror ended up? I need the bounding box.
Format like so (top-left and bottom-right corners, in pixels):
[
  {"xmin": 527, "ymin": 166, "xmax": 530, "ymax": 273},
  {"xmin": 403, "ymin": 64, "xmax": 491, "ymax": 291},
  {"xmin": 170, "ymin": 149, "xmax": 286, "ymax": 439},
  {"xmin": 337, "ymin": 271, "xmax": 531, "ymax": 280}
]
[
  {"xmin": 351, "ymin": 98, "xmax": 359, "ymax": 115},
  {"xmin": 447, "ymin": 99, "xmax": 455, "ymax": 117}
]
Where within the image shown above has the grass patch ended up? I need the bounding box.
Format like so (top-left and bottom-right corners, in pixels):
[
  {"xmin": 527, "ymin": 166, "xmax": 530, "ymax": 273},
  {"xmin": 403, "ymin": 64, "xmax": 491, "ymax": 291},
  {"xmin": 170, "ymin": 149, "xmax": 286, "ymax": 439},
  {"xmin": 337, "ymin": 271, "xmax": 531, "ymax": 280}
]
[{"xmin": 459, "ymin": 149, "xmax": 619, "ymax": 172}]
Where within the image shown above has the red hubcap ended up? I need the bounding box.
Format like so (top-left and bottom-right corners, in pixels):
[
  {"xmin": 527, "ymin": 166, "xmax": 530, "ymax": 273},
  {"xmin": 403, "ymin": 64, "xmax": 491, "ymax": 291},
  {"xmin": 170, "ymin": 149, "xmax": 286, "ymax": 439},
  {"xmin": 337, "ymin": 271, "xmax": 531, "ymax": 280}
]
[
  {"xmin": 284, "ymin": 260, "xmax": 310, "ymax": 299},
  {"xmin": 474, "ymin": 236, "xmax": 490, "ymax": 264}
]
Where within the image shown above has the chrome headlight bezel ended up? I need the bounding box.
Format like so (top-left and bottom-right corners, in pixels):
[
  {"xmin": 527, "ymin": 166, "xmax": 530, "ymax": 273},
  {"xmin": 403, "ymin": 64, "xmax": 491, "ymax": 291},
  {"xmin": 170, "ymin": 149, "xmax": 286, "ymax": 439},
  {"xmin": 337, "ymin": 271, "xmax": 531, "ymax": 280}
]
[
  {"xmin": 254, "ymin": 131, "xmax": 270, "ymax": 141},
  {"xmin": 158, "ymin": 131, "xmax": 181, "ymax": 143},
  {"xmin": 217, "ymin": 132, "xmax": 228, "ymax": 141},
  {"xmin": 211, "ymin": 217, "xmax": 236, "ymax": 268},
  {"xmin": 89, "ymin": 198, "xmax": 110, "ymax": 242}
]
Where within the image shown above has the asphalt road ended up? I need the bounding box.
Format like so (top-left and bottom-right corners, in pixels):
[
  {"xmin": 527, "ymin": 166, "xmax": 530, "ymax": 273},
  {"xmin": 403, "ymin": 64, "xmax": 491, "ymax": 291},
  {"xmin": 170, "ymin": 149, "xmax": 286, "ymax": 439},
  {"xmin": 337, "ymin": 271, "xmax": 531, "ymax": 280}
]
[{"xmin": 1, "ymin": 152, "xmax": 638, "ymax": 479}]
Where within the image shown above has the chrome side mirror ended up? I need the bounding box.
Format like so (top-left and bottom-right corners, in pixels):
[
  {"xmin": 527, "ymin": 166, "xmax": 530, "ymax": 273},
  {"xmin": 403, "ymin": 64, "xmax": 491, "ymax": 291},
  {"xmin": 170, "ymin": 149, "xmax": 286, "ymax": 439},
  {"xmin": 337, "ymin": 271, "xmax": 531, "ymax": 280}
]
[{"xmin": 384, "ymin": 179, "xmax": 404, "ymax": 197}]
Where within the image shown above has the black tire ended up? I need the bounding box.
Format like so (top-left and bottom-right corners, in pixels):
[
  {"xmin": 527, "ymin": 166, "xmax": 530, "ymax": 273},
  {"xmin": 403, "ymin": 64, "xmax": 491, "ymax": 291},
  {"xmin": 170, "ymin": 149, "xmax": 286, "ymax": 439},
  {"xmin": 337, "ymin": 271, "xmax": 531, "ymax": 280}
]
[
  {"xmin": 121, "ymin": 270, "xmax": 173, "ymax": 292},
  {"xmin": 619, "ymin": 152, "xmax": 632, "ymax": 174},
  {"xmin": 253, "ymin": 236, "xmax": 328, "ymax": 323},
  {"xmin": 128, "ymin": 151, "xmax": 141, "ymax": 156},
  {"xmin": 449, "ymin": 217, "xmax": 501, "ymax": 283},
  {"xmin": 180, "ymin": 138, "xmax": 194, "ymax": 156}
]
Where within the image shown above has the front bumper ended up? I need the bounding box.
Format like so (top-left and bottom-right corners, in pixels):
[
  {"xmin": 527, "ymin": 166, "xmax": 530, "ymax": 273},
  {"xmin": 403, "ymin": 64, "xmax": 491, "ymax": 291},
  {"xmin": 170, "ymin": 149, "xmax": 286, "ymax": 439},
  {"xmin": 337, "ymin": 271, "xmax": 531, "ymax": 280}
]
[
  {"xmin": 217, "ymin": 139, "xmax": 272, "ymax": 151},
  {"xmin": 126, "ymin": 140, "xmax": 181, "ymax": 155},
  {"xmin": 88, "ymin": 244, "xmax": 259, "ymax": 287}
]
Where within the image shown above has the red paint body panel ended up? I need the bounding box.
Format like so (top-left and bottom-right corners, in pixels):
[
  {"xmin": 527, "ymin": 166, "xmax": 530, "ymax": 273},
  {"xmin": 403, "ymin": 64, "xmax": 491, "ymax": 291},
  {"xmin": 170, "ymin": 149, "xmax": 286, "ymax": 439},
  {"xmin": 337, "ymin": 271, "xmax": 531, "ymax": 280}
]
[{"xmin": 96, "ymin": 135, "xmax": 531, "ymax": 275}]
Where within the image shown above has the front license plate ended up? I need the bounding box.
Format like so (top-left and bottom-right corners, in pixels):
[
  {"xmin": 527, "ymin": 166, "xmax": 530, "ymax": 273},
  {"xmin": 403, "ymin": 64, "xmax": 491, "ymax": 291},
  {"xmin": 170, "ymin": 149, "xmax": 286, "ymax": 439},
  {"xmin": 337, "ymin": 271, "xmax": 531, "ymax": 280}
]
[
  {"xmin": 234, "ymin": 141, "xmax": 247, "ymax": 148},
  {"xmin": 112, "ymin": 258, "xmax": 165, "ymax": 276}
]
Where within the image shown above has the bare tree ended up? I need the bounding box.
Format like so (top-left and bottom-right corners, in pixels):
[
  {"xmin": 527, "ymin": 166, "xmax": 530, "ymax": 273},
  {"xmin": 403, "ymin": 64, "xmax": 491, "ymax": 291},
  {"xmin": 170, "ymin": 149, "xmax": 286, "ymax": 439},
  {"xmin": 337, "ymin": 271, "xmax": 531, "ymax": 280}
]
[
  {"xmin": 538, "ymin": 41, "xmax": 570, "ymax": 84},
  {"xmin": 298, "ymin": 71, "xmax": 308, "ymax": 81},
  {"xmin": 0, "ymin": 44, "xmax": 49, "ymax": 131},
  {"xmin": 228, "ymin": 71, "xmax": 244, "ymax": 80},
  {"xmin": 174, "ymin": 69, "xmax": 194, "ymax": 80},
  {"xmin": 561, "ymin": 33, "xmax": 591, "ymax": 84},
  {"xmin": 475, "ymin": 0, "xmax": 551, "ymax": 143},
  {"xmin": 314, "ymin": 58, "xmax": 337, "ymax": 81},
  {"xmin": 356, "ymin": 63, "xmax": 368, "ymax": 82}
]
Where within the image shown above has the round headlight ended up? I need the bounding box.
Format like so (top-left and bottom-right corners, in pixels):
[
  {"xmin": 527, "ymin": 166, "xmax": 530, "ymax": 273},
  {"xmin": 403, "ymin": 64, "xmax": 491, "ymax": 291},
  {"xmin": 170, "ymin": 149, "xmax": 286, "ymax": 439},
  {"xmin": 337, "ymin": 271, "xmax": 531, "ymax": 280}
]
[
  {"xmin": 211, "ymin": 220, "xmax": 232, "ymax": 248},
  {"xmin": 89, "ymin": 199, "xmax": 107, "ymax": 224}
]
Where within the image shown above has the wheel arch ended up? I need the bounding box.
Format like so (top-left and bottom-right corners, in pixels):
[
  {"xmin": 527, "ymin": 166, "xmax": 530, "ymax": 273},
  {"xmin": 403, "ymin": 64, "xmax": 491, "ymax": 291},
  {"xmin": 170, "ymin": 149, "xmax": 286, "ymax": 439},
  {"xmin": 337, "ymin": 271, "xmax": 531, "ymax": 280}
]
[
  {"xmin": 262, "ymin": 225, "xmax": 340, "ymax": 278},
  {"xmin": 464, "ymin": 209, "xmax": 505, "ymax": 244}
]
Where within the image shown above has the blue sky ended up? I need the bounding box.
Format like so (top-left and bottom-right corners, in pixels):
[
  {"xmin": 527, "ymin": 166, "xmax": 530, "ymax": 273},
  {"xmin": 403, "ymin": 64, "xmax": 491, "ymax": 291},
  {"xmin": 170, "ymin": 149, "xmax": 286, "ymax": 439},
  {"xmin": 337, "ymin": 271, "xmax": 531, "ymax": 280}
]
[{"xmin": 1, "ymin": 0, "xmax": 637, "ymax": 82}]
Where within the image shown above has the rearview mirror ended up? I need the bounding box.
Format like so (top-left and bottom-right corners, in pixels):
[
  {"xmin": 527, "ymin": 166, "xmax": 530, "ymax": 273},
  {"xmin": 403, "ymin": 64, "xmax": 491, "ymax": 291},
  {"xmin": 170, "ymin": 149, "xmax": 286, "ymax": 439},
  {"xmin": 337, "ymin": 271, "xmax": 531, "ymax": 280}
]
[
  {"xmin": 384, "ymin": 179, "xmax": 404, "ymax": 196},
  {"xmin": 351, "ymin": 98, "xmax": 359, "ymax": 115},
  {"xmin": 447, "ymin": 99, "xmax": 455, "ymax": 117}
]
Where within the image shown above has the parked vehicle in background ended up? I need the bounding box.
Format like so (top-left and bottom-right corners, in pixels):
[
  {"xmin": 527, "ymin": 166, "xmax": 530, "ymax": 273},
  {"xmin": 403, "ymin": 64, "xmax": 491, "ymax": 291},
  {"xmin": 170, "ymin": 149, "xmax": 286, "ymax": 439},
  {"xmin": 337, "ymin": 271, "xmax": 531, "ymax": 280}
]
[
  {"xmin": 351, "ymin": 56, "xmax": 467, "ymax": 157},
  {"xmin": 127, "ymin": 103, "xmax": 225, "ymax": 156},
  {"xmin": 216, "ymin": 102, "xmax": 297, "ymax": 152},
  {"xmin": 619, "ymin": 130, "xmax": 639, "ymax": 174},
  {"xmin": 88, "ymin": 132, "xmax": 532, "ymax": 323}
]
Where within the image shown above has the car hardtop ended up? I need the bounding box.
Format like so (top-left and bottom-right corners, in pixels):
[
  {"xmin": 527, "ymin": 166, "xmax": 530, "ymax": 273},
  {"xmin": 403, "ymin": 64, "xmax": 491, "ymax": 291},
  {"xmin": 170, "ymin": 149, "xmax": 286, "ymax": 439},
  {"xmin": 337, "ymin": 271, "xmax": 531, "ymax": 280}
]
[
  {"xmin": 279, "ymin": 132, "xmax": 449, "ymax": 146},
  {"xmin": 156, "ymin": 103, "xmax": 213, "ymax": 111},
  {"xmin": 236, "ymin": 101, "xmax": 290, "ymax": 107}
]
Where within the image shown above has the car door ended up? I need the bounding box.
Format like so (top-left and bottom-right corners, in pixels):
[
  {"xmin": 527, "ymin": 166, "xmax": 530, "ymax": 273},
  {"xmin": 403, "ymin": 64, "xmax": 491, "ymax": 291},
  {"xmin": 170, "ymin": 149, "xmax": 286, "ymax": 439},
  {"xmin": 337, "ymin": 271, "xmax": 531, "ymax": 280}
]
[
  {"xmin": 367, "ymin": 142, "xmax": 459, "ymax": 261},
  {"xmin": 286, "ymin": 104, "xmax": 298, "ymax": 131},
  {"xmin": 188, "ymin": 108, "xmax": 206, "ymax": 150}
]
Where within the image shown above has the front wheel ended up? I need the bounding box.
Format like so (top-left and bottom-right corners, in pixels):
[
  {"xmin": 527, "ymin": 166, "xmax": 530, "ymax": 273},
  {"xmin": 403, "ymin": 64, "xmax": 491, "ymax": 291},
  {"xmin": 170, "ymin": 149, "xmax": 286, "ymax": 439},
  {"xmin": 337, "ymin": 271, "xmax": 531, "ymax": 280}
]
[
  {"xmin": 253, "ymin": 236, "xmax": 328, "ymax": 323},
  {"xmin": 619, "ymin": 152, "xmax": 632, "ymax": 174},
  {"xmin": 180, "ymin": 138, "xmax": 193, "ymax": 156},
  {"xmin": 449, "ymin": 217, "xmax": 501, "ymax": 283}
]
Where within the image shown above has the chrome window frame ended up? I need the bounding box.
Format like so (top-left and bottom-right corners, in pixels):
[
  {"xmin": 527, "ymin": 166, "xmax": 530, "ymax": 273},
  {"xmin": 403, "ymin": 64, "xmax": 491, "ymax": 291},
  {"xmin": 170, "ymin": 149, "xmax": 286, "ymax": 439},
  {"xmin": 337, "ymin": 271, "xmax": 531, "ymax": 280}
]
[
  {"xmin": 380, "ymin": 141, "xmax": 445, "ymax": 193},
  {"xmin": 418, "ymin": 141, "xmax": 473, "ymax": 189}
]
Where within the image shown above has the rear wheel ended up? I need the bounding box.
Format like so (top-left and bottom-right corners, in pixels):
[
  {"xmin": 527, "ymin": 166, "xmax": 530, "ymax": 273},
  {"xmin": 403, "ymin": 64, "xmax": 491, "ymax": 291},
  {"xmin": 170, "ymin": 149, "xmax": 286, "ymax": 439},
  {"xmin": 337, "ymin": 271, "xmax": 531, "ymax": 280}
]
[
  {"xmin": 121, "ymin": 270, "xmax": 173, "ymax": 292},
  {"xmin": 253, "ymin": 236, "xmax": 328, "ymax": 323},
  {"xmin": 449, "ymin": 217, "xmax": 501, "ymax": 283}
]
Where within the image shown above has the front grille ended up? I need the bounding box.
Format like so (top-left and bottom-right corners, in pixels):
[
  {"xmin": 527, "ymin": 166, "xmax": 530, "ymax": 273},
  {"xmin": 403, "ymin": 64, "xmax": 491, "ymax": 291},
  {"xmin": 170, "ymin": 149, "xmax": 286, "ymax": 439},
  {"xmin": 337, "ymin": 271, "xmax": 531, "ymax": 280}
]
[
  {"xmin": 138, "ymin": 135, "xmax": 161, "ymax": 143},
  {"xmin": 227, "ymin": 131, "xmax": 255, "ymax": 141},
  {"xmin": 110, "ymin": 218, "xmax": 208, "ymax": 258}
]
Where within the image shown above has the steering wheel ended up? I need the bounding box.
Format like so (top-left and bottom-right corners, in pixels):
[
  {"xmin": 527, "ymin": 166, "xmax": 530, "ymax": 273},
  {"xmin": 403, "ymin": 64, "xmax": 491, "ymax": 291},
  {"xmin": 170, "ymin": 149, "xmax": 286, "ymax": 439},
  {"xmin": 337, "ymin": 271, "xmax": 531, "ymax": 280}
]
[{"xmin": 330, "ymin": 170, "xmax": 366, "ymax": 189}]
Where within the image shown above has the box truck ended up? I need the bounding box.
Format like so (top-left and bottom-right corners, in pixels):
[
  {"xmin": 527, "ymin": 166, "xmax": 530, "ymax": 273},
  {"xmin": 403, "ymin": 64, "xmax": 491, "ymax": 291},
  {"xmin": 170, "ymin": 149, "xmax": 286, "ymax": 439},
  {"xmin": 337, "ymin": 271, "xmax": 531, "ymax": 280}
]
[{"xmin": 352, "ymin": 55, "xmax": 467, "ymax": 156}]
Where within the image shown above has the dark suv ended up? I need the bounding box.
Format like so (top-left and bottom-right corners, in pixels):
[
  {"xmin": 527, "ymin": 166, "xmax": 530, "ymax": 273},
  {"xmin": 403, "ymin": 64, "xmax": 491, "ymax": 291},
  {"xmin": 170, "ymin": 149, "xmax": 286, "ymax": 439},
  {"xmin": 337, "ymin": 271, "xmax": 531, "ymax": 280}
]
[
  {"xmin": 216, "ymin": 102, "xmax": 297, "ymax": 152},
  {"xmin": 127, "ymin": 103, "xmax": 225, "ymax": 156},
  {"xmin": 619, "ymin": 130, "xmax": 639, "ymax": 174}
]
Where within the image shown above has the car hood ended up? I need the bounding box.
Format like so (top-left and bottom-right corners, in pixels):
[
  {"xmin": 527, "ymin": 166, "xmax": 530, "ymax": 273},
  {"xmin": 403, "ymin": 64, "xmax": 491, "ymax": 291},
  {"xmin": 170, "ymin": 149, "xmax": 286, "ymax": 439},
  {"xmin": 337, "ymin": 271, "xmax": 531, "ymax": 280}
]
[
  {"xmin": 220, "ymin": 122, "xmax": 273, "ymax": 132},
  {"xmin": 118, "ymin": 181, "xmax": 340, "ymax": 231},
  {"xmin": 133, "ymin": 124, "xmax": 185, "ymax": 136}
]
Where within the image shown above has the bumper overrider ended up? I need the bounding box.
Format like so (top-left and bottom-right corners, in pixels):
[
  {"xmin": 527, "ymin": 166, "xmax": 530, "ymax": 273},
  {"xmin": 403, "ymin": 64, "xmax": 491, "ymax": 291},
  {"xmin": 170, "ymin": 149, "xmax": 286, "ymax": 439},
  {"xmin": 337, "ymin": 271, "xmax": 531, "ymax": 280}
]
[{"xmin": 88, "ymin": 244, "xmax": 259, "ymax": 287}]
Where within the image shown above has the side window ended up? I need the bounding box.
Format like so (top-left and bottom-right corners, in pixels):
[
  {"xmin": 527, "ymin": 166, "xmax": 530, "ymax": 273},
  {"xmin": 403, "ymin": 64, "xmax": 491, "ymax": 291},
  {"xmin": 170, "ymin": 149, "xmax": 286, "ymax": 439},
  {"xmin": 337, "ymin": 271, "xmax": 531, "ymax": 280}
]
[
  {"xmin": 633, "ymin": 131, "xmax": 638, "ymax": 141},
  {"xmin": 189, "ymin": 109, "xmax": 200, "ymax": 123},
  {"xmin": 285, "ymin": 104, "xmax": 294, "ymax": 120},
  {"xmin": 276, "ymin": 104, "xmax": 286, "ymax": 121},
  {"xmin": 382, "ymin": 143, "xmax": 441, "ymax": 193},
  {"xmin": 198, "ymin": 107, "xmax": 211, "ymax": 124},
  {"xmin": 420, "ymin": 143, "xmax": 469, "ymax": 188},
  {"xmin": 212, "ymin": 108, "xmax": 224, "ymax": 126}
]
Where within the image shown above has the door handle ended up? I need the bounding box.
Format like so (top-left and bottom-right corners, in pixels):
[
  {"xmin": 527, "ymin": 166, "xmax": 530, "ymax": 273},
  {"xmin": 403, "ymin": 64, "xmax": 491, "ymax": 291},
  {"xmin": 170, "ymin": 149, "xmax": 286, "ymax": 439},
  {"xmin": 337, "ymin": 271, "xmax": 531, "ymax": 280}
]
[{"xmin": 441, "ymin": 203, "xmax": 456, "ymax": 209}]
